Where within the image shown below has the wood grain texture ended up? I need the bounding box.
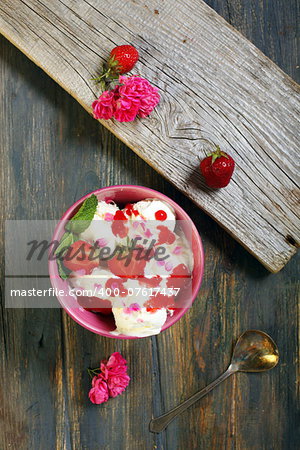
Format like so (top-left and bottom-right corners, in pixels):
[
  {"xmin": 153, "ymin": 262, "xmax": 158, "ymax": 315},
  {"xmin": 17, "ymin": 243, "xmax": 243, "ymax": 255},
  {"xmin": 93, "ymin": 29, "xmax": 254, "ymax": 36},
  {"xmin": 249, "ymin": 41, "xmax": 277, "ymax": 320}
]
[
  {"xmin": 0, "ymin": 0, "xmax": 299, "ymax": 272},
  {"xmin": 0, "ymin": 1, "xmax": 299, "ymax": 449}
]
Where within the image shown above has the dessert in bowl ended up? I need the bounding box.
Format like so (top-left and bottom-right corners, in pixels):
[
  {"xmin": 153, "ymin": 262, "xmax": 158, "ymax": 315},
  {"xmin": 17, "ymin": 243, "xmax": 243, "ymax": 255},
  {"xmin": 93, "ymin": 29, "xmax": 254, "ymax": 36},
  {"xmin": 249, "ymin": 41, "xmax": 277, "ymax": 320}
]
[{"xmin": 49, "ymin": 185, "xmax": 204, "ymax": 339}]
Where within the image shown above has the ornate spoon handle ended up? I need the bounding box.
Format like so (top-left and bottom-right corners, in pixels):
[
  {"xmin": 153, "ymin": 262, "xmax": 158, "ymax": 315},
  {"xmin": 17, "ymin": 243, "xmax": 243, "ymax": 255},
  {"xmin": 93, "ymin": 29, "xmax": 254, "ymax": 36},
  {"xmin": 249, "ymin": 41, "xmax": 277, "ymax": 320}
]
[{"xmin": 149, "ymin": 367, "xmax": 234, "ymax": 433}]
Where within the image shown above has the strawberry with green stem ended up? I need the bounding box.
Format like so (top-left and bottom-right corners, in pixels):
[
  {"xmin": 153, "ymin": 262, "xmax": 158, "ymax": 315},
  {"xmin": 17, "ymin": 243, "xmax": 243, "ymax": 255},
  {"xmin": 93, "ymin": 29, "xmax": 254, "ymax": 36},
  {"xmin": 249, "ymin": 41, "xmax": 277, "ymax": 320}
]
[
  {"xmin": 200, "ymin": 145, "xmax": 235, "ymax": 188},
  {"xmin": 93, "ymin": 45, "xmax": 139, "ymax": 90}
]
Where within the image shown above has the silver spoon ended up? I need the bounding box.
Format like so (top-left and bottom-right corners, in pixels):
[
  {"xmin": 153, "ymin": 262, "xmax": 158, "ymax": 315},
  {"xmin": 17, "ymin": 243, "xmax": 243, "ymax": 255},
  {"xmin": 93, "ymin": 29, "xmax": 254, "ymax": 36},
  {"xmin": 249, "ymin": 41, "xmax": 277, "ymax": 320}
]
[{"xmin": 149, "ymin": 330, "xmax": 279, "ymax": 433}]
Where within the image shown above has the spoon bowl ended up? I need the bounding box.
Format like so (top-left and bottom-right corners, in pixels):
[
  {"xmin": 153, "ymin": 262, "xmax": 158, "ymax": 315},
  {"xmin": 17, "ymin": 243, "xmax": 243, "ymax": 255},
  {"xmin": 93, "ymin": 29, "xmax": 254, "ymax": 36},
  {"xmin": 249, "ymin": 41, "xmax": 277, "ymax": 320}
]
[{"xmin": 229, "ymin": 330, "xmax": 279, "ymax": 373}]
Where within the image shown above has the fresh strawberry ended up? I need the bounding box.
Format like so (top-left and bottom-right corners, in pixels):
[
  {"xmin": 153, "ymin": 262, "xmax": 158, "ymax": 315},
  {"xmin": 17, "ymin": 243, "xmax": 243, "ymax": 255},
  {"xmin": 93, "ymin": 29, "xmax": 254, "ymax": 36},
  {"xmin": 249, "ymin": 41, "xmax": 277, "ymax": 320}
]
[
  {"xmin": 166, "ymin": 263, "xmax": 191, "ymax": 291},
  {"xmin": 108, "ymin": 247, "xmax": 147, "ymax": 279},
  {"xmin": 111, "ymin": 210, "xmax": 128, "ymax": 238},
  {"xmin": 140, "ymin": 275, "xmax": 162, "ymax": 288},
  {"xmin": 200, "ymin": 146, "xmax": 235, "ymax": 188},
  {"xmin": 93, "ymin": 45, "xmax": 139, "ymax": 89},
  {"xmin": 145, "ymin": 293, "xmax": 175, "ymax": 309},
  {"xmin": 63, "ymin": 240, "xmax": 99, "ymax": 274},
  {"xmin": 105, "ymin": 278, "xmax": 128, "ymax": 297},
  {"xmin": 109, "ymin": 45, "xmax": 139, "ymax": 74},
  {"xmin": 156, "ymin": 225, "xmax": 176, "ymax": 246}
]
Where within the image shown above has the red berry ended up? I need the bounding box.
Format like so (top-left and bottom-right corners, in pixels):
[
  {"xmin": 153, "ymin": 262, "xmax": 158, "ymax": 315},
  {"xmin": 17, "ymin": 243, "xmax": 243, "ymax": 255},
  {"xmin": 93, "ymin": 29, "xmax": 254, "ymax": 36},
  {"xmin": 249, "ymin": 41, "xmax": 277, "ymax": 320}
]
[
  {"xmin": 200, "ymin": 146, "xmax": 235, "ymax": 188},
  {"xmin": 109, "ymin": 45, "xmax": 139, "ymax": 74},
  {"xmin": 155, "ymin": 210, "xmax": 167, "ymax": 221},
  {"xmin": 125, "ymin": 203, "xmax": 139, "ymax": 217}
]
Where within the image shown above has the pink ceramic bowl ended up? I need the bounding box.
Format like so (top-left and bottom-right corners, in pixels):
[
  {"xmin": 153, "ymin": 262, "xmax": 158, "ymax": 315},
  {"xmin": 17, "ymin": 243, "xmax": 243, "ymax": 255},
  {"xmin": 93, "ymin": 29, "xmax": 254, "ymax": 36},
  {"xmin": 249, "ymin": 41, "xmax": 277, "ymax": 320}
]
[{"xmin": 49, "ymin": 185, "xmax": 204, "ymax": 339}]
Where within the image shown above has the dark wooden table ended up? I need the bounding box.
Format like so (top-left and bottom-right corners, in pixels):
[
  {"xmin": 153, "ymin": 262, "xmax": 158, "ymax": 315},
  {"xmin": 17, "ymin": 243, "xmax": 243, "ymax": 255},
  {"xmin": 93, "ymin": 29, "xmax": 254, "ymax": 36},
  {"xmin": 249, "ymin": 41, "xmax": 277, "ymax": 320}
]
[{"xmin": 0, "ymin": 1, "xmax": 299, "ymax": 449}]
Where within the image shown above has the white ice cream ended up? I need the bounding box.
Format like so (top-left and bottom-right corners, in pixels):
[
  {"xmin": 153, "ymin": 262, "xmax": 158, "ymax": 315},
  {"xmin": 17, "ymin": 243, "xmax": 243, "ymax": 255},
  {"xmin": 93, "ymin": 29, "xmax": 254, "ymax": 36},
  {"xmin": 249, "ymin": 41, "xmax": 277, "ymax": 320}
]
[
  {"xmin": 69, "ymin": 267, "xmax": 116, "ymax": 299},
  {"xmin": 144, "ymin": 231, "xmax": 193, "ymax": 278},
  {"xmin": 122, "ymin": 278, "xmax": 152, "ymax": 305},
  {"xmin": 133, "ymin": 199, "xmax": 176, "ymax": 232},
  {"xmin": 111, "ymin": 306, "xmax": 167, "ymax": 337},
  {"xmin": 80, "ymin": 201, "xmax": 119, "ymax": 248},
  {"xmin": 95, "ymin": 201, "xmax": 119, "ymax": 219},
  {"xmin": 120, "ymin": 199, "xmax": 176, "ymax": 247}
]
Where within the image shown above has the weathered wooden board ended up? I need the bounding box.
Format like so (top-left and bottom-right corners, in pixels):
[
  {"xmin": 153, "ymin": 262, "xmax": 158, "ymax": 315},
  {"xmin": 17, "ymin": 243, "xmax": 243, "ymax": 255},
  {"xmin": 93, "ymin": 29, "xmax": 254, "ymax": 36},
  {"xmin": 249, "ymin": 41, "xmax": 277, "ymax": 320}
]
[{"xmin": 0, "ymin": 0, "xmax": 299, "ymax": 272}]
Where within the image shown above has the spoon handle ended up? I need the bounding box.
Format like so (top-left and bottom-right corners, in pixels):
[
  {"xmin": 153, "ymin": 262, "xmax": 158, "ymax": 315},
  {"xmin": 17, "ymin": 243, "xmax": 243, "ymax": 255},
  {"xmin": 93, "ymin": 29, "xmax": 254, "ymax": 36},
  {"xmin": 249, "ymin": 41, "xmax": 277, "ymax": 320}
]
[{"xmin": 149, "ymin": 367, "xmax": 233, "ymax": 433}]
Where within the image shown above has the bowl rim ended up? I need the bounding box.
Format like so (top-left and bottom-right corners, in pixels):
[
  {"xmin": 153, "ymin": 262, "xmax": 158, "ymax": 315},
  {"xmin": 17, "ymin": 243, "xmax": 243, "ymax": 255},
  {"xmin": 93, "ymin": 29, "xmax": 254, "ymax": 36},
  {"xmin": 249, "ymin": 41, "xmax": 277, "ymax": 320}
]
[{"xmin": 49, "ymin": 185, "xmax": 205, "ymax": 338}]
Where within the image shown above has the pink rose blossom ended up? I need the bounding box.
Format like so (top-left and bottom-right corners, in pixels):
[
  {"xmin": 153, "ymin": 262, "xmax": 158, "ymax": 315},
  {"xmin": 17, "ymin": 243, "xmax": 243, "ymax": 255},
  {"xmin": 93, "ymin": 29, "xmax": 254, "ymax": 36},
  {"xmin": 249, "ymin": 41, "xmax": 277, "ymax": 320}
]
[
  {"xmin": 88, "ymin": 352, "xmax": 130, "ymax": 403},
  {"xmin": 107, "ymin": 372, "xmax": 130, "ymax": 398},
  {"xmin": 92, "ymin": 76, "xmax": 160, "ymax": 123},
  {"xmin": 113, "ymin": 84, "xmax": 140, "ymax": 122},
  {"xmin": 92, "ymin": 90, "xmax": 114, "ymax": 120},
  {"xmin": 118, "ymin": 76, "xmax": 160, "ymax": 118},
  {"xmin": 108, "ymin": 351, "xmax": 128, "ymax": 368},
  {"xmin": 88, "ymin": 376, "xmax": 109, "ymax": 404},
  {"xmin": 101, "ymin": 351, "xmax": 128, "ymax": 378}
]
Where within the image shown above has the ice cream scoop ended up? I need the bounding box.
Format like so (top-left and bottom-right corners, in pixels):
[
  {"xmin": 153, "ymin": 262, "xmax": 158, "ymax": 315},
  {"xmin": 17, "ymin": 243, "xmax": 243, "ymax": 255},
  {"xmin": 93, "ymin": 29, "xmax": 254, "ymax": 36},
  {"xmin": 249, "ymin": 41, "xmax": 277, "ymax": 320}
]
[
  {"xmin": 133, "ymin": 199, "xmax": 176, "ymax": 230},
  {"xmin": 111, "ymin": 306, "xmax": 168, "ymax": 337},
  {"xmin": 80, "ymin": 201, "xmax": 119, "ymax": 247}
]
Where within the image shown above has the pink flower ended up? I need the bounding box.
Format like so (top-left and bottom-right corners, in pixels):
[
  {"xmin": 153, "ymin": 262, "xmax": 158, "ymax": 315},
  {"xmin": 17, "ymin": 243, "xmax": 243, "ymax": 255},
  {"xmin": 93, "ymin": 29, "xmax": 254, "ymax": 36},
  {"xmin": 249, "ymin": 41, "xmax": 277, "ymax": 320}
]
[
  {"xmin": 107, "ymin": 351, "xmax": 128, "ymax": 369},
  {"xmin": 107, "ymin": 372, "xmax": 130, "ymax": 398},
  {"xmin": 88, "ymin": 375, "xmax": 109, "ymax": 404},
  {"xmin": 100, "ymin": 351, "xmax": 128, "ymax": 378},
  {"xmin": 92, "ymin": 90, "xmax": 114, "ymax": 120},
  {"xmin": 88, "ymin": 352, "xmax": 130, "ymax": 403},
  {"xmin": 119, "ymin": 76, "xmax": 160, "ymax": 118},
  {"xmin": 113, "ymin": 84, "xmax": 140, "ymax": 122},
  {"xmin": 92, "ymin": 76, "xmax": 160, "ymax": 123}
]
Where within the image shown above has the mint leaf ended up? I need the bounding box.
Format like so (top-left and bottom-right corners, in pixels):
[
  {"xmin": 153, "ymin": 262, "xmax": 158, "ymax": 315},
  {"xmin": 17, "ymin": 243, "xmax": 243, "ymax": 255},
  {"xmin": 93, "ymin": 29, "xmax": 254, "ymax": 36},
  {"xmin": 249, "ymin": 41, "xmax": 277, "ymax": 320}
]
[
  {"xmin": 54, "ymin": 194, "xmax": 98, "ymax": 280},
  {"xmin": 57, "ymin": 258, "xmax": 71, "ymax": 280},
  {"xmin": 55, "ymin": 232, "xmax": 74, "ymax": 280},
  {"xmin": 65, "ymin": 194, "xmax": 98, "ymax": 234},
  {"xmin": 55, "ymin": 232, "xmax": 74, "ymax": 257}
]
